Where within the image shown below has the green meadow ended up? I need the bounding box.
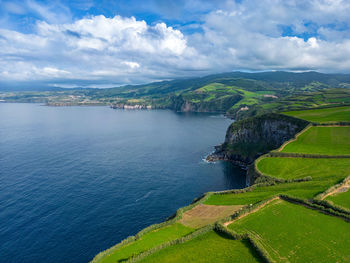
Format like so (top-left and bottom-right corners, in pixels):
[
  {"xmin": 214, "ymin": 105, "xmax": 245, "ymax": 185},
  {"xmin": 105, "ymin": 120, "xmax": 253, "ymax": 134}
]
[
  {"xmin": 326, "ymin": 190, "xmax": 350, "ymax": 210},
  {"xmin": 283, "ymin": 106, "xmax": 350, "ymax": 123},
  {"xmin": 256, "ymin": 157, "xmax": 350, "ymax": 180},
  {"xmin": 139, "ymin": 230, "xmax": 262, "ymax": 263},
  {"xmin": 97, "ymin": 224, "xmax": 193, "ymax": 263},
  {"xmin": 229, "ymin": 200, "xmax": 350, "ymax": 263},
  {"xmin": 280, "ymin": 126, "xmax": 350, "ymax": 155},
  {"xmin": 204, "ymin": 180, "xmax": 338, "ymax": 206}
]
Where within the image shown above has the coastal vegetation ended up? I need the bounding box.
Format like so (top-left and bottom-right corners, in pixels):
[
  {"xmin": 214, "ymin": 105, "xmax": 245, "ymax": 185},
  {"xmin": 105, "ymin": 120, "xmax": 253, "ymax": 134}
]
[
  {"xmin": 90, "ymin": 103, "xmax": 350, "ymax": 262},
  {"xmin": 3, "ymin": 72, "xmax": 349, "ymax": 262},
  {"xmin": 228, "ymin": 200, "xmax": 350, "ymax": 262},
  {"xmin": 2, "ymin": 71, "xmax": 350, "ymax": 120},
  {"xmin": 138, "ymin": 230, "xmax": 262, "ymax": 263}
]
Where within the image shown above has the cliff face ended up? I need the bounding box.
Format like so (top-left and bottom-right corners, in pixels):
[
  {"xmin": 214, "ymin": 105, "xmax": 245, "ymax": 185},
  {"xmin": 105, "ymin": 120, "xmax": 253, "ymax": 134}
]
[
  {"xmin": 169, "ymin": 94, "xmax": 243, "ymax": 113},
  {"xmin": 208, "ymin": 113, "xmax": 309, "ymax": 164}
]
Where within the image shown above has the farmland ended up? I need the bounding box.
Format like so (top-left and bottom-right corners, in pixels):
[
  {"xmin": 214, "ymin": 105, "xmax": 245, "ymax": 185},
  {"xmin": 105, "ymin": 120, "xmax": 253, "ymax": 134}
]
[
  {"xmin": 326, "ymin": 189, "xmax": 350, "ymax": 210},
  {"xmin": 92, "ymin": 105, "xmax": 350, "ymax": 263},
  {"xmin": 228, "ymin": 200, "xmax": 350, "ymax": 262},
  {"xmin": 283, "ymin": 106, "xmax": 350, "ymax": 123},
  {"xmin": 139, "ymin": 231, "xmax": 262, "ymax": 263},
  {"xmin": 280, "ymin": 126, "xmax": 350, "ymax": 155},
  {"xmin": 95, "ymin": 224, "xmax": 193, "ymax": 263},
  {"xmin": 256, "ymin": 157, "xmax": 350, "ymax": 180}
]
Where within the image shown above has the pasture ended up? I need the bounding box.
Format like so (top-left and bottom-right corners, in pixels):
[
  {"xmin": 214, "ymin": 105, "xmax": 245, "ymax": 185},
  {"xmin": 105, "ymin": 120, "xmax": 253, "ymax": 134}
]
[
  {"xmin": 228, "ymin": 200, "xmax": 350, "ymax": 263},
  {"xmin": 283, "ymin": 106, "xmax": 350, "ymax": 123},
  {"xmin": 326, "ymin": 189, "xmax": 350, "ymax": 210},
  {"xmin": 280, "ymin": 126, "xmax": 350, "ymax": 155},
  {"xmin": 139, "ymin": 230, "xmax": 262, "ymax": 263},
  {"xmin": 256, "ymin": 157, "xmax": 350, "ymax": 180},
  {"xmin": 97, "ymin": 223, "xmax": 193, "ymax": 263}
]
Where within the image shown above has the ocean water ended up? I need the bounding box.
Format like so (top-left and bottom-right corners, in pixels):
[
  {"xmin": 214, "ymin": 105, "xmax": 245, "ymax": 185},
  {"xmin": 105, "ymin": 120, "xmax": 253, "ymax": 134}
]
[{"xmin": 0, "ymin": 103, "xmax": 246, "ymax": 263}]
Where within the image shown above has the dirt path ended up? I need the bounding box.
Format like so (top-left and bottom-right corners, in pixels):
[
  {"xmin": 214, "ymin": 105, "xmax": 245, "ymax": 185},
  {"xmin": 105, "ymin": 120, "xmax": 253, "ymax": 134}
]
[
  {"xmin": 223, "ymin": 197, "xmax": 281, "ymax": 227},
  {"xmin": 321, "ymin": 177, "xmax": 350, "ymax": 200}
]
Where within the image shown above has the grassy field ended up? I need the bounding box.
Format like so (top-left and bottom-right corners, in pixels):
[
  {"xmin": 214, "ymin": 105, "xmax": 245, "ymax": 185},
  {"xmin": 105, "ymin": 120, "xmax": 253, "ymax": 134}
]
[
  {"xmin": 139, "ymin": 230, "xmax": 262, "ymax": 263},
  {"xmin": 229, "ymin": 200, "xmax": 350, "ymax": 263},
  {"xmin": 93, "ymin": 101, "xmax": 350, "ymax": 262},
  {"xmin": 326, "ymin": 189, "xmax": 350, "ymax": 210},
  {"xmin": 283, "ymin": 106, "xmax": 350, "ymax": 123},
  {"xmin": 97, "ymin": 223, "xmax": 193, "ymax": 263},
  {"xmin": 256, "ymin": 157, "xmax": 350, "ymax": 180},
  {"xmin": 204, "ymin": 179, "xmax": 339, "ymax": 206},
  {"xmin": 281, "ymin": 126, "xmax": 350, "ymax": 155}
]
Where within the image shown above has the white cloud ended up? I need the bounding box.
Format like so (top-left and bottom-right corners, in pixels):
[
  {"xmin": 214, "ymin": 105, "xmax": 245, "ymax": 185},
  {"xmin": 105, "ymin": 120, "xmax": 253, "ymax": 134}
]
[
  {"xmin": 0, "ymin": 0, "xmax": 350, "ymax": 87},
  {"xmin": 122, "ymin": 61, "xmax": 140, "ymax": 69}
]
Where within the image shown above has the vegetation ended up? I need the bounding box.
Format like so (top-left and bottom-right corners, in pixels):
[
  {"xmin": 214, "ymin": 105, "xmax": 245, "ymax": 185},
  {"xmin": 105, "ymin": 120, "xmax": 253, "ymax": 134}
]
[
  {"xmin": 283, "ymin": 106, "xmax": 350, "ymax": 123},
  {"xmin": 228, "ymin": 200, "xmax": 350, "ymax": 262},
  {"xmin": 280, "ymin": 126, "xmax": 350, "ymax": 155},
  {"xmin": 326, "ymin": 190, "xmax": 350, "ymax": 210},
  {"xmin": 204, "ymin": 180, "xmax": 337, "ymax": 206},
  {"xmin": 139, "ymin": 230, "xmax": 263, "ymax": 263},
  {"xmin": 84, "ymin": 87, "xmax": 350, "ymax": 262},
  {"xmin": 96, "ymin": 224, "xmax": 194, "ymax": 263},
  {"xmin": 2, "ymin": 71, "xmax": 350, "ymax": 119},
  {"xmin": 256, "ymin": 157, "xmax": 350, "ymax": 180}
]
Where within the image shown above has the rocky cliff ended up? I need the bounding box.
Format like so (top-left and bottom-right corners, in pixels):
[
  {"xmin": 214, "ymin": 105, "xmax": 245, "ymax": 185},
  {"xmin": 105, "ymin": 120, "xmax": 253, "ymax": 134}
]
[
  {"xmin": 169, "ymin": 94, "xmax": 243, "ymax": 113},
  {"xmin": 207, "ymin": 113, "xmax": 309, "ymax": 164}
]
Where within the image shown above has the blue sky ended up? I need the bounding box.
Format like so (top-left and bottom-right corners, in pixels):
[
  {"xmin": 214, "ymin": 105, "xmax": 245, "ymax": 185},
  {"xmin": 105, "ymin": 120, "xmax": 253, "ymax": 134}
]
[{"xmin": 1, "ymin": 0, "xmax": 350, "ymax": 88}]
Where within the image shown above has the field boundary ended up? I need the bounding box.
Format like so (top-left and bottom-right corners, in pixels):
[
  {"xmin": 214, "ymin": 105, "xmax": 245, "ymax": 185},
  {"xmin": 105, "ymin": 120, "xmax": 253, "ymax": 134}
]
[
  {"xmin": 267, "ymin": 152, "xmax": 350, "ymax": 158},
  {"xmin": 92, "ymin": 108, "xmax": 350, "ymax": 263},
  {"xmin": 277, "ymin": 124, "xmax": 312, "ymax": 152},
  {"xmin": 318, "ymin": 175, "xmax": 350, "ymax": 200}
]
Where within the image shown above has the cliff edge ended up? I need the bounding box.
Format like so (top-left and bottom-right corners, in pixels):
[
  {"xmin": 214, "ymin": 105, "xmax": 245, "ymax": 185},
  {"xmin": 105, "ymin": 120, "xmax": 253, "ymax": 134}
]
[{"xmin": 207, "ymin": 113, "xmax": 309, "ymax": 164}]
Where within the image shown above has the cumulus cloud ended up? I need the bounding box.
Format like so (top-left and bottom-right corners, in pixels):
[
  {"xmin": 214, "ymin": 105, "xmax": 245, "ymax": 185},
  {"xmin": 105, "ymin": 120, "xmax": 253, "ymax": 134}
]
[
  {"xmin": 0, "ymin": 0, "xmax": 350, "ymax": 87},
  {"xmin": 0, "ymin": 15, "xmax": 195, "ymax": 84}
]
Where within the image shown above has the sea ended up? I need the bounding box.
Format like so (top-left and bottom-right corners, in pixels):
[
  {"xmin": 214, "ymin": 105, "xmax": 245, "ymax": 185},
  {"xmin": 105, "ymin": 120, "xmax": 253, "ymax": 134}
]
[{"xmin": 0, "ymin": 103, "xmax": 246, "ymax": 263}]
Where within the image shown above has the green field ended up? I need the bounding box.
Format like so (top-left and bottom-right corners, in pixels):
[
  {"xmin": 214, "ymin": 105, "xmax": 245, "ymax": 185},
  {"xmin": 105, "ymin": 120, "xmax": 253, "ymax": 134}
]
[
  {"xmin": 97, "ymin": 223, "xmax": 193, "ymax": 263},
  {"xmin": 281, "ymin": 126, "xmax": 350, "ymax": 155},
  {"xmin": 283, "ymin": 106, "xmax": 350, "ymax": 123},
  {"xmin": 139, "ymin": 230, "xmax": 262, "ymax": 263},
  {"xmin": 229, "ymin": 200, "xmax": 350, "ymax": 262},
  {"xmin": 326, "ymin": 189, "xmax": 350, "ymax": 210},
  {"xmin": 256, "ymin": 157, "xmax": 350, "ymax": 180},
  {"xmin": 204, "ymin": 179, "xmax": 338, "ymax": 206}
]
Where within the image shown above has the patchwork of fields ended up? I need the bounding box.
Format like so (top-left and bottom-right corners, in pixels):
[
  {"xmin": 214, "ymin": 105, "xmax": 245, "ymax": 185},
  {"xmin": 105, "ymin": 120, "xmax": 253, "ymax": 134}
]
[
  {"xmin": 228, "ymin": 200, "xmax": 350, "ymax": 263},
  {"xmin": 92, "ymin": 105, "xmax": 350, "ymax": 263}
]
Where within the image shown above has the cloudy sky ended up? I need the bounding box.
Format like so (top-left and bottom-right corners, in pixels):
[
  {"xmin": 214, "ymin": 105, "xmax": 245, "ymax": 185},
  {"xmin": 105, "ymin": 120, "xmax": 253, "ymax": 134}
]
[{"xmin": 1, "ymin": 0, "xmax": 350, "ymax": 88}]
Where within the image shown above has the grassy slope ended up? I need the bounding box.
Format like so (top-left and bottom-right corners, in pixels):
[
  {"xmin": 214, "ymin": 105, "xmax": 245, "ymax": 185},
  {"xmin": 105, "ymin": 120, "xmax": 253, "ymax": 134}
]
[
  {"xmin": 281, "ymin": 126, "xmax": 350, "ymax": 155},
  {"xmin": 283, "ymin": 106, "xmax": 350, "ymax": 123},
  {"xmin": 326, "ymin": 190, "xmax": 350, "ymax": 210},
  {"xmin": 139, "ymin": 231, "xmax": 262, "ymax": 263},
  {"xmin": 98, "ymin": 224, "xmax": 193, "ymax": 263},
  {"xmin": 228, "ymin": 200, "xmax": 350, "ymax": 263},
  {"xmin": 256, "ymin": 157, "xmax": 350, "ymax": 180},
  {"xmin": 204, "ymin": 180, "xmax": 335, "ymax": 206}
]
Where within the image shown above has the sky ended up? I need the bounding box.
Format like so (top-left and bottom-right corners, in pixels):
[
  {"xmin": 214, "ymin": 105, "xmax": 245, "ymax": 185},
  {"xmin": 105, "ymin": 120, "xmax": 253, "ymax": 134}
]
[{"xmin": 0, "ymin": 0, "xmax": 350, "ymax": 88}]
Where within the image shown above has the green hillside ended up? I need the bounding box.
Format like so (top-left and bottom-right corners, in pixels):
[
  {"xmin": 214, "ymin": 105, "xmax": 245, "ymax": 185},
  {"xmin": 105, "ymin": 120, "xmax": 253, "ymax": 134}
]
[{"xmin": 91, "ymin": 105, "xmax": 350, "ymax": 263}]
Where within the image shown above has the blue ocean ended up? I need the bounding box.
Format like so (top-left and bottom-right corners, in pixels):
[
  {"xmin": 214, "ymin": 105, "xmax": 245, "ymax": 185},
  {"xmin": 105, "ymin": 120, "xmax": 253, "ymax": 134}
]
[{"xmin": 0, "ymin": 103, "xmax": 246, "ymax": 263}]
